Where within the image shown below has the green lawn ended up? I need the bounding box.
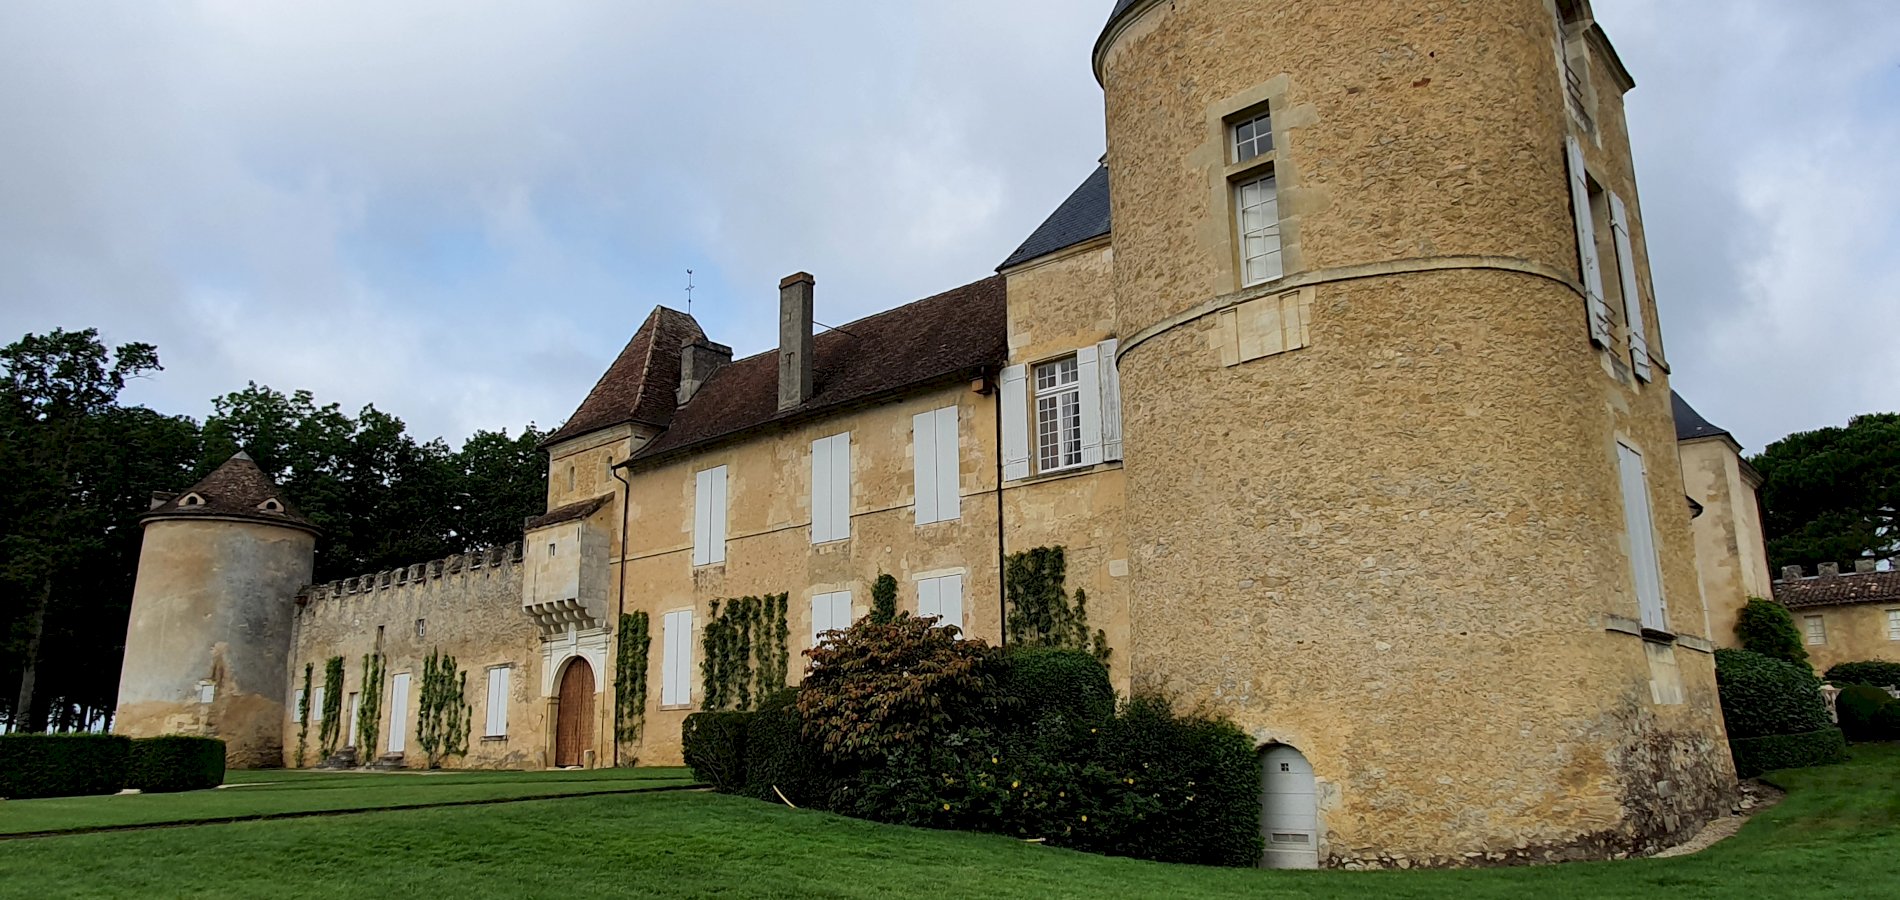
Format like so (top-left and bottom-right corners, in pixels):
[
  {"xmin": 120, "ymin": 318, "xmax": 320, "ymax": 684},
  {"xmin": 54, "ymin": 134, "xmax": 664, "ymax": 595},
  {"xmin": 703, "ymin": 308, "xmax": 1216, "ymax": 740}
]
[
  {"xmin": 0, "ymin": 766, "xmax": 694, "ymax": 835},
  {"xmin": 0, "ymin": 748, "xmax": 1893, "ymax": 899}
]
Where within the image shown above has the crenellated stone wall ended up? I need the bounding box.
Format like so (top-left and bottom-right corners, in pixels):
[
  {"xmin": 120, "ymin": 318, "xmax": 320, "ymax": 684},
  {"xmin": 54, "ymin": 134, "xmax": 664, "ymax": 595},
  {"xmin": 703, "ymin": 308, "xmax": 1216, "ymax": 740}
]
[{"xmin": 285, "ymin": 542, "xmax": 546, "ymax": 769}]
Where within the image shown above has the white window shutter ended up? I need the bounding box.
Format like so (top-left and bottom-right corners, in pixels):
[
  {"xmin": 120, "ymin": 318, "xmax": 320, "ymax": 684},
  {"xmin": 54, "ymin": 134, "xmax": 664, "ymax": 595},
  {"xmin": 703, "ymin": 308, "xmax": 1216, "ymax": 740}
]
[
  {"xmin": 935, "ymin": 406, "xmax": 960, "ymax": 521},
  {"xmin": 812, "ymin": 437, "xmax": 834, "ymax": 541},
  {"xmin": 1075, "ymin": 345, "xmax": 1104, "ymax": 466},
  {"xmin": 913, "ymin": 410, "xmax": 938, "ymax": 525},
  {"xmin": 1565, "ymin": 135, "xmax": 1612, "ymax": 347},
  {"xmin": 1096, "ymin": 339, "xmax": 1123, "ymax": 462},
  {"xmin": 1616, "ymin": 443, "xmax": 1668, "ymax": 631},
  {"xmin": 833, "ymin": 434, "xmax": 851, "ymax": 541},
  {"xmin": 692, "ymin": 470, "xmax": 711, "ymax": 566},
  {"xmin": 832, "ymin": 592, "xmax": 852, "ymax": 633},
  {"xmin": 918, "ymin": 577, "xmax": 939, "ymax": 620},
  {"xmin": 811, "ymin": 594, "xmax": 829, "ymax": 644},
  {"xmin": 663, "ymin": 610, "xmax": 692, "ymax": 706},
  {"xmin": 311, "ymin": 687, "xmax": 324, "ymax": 722},
  {"xmin": 1607, "ymin": 192, "xmax": 1652, "ymax": 381},
  {"xmin": 1000, "ymin": 365, "xmax": 1030, "ymax": 481},
  {"xmin": 708, "ymin": 467, "xmax": 727, "ymax": 563},
  {"xmin": 940, "ymin": 574, "xmax": 964, "ymax": 631}
]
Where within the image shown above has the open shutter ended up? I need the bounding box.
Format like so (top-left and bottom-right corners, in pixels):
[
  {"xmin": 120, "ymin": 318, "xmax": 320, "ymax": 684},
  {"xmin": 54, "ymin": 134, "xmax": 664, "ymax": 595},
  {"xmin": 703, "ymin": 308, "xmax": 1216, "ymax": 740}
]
[
  {"xmin": 1607, "ymin": 192, "xmax": 1653, "ymax": 381},
  {"xmin": 913, "ymin": 410, "xmax": 938, "ymax": 525},
  {"xmin": 935, "ymin": 406, "xmax": 960, "ymax": 520},
  {"xmin": 939, "ymin": 574, "xmax": 964, "ymax": 631},
  {"xmin": 311, "ymin": 687, "xmax": 324, "ymax": 723},
  {"xmin": 692, "ymin": 470, "xmax": 711, "ymax": 566},
  {"xmin": 1616, "ymin": 444, "xmax": 1669, "ymax": 631},
  {"xmin": 812, "ymin": 436, "xmax": 834, "ymax": 541},
  {"xmin": 708, "ymin": 467, "xmax": 727, "ymax": 563},
  {"xmin": 918, "ymin": 577, "xmax": 940, "ymax": 620},
  {"xmin": 833, "ymin": 434, "xmax": 851, "ymax": 541},
  {"xmin": 1075, "ymin": 345, "xmax": 1104, "ymax": 466},
  {"xmin": 1565, "ymin": 135, "xmax": 1613, "ymax": 347},
  {"xmin": 1096, "ymin": 339, "xmax": 1123, "ymax": 462},
  {"xmin": 1000, "ymin": 365, "xmax": 1030, "ymax": 480}
]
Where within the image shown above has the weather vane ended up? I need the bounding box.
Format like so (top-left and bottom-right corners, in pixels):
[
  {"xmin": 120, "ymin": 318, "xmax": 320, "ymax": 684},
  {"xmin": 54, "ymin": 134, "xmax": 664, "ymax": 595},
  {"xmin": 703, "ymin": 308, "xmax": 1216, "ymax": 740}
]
[{"xmin": 685, "ymin": 269, "xmax": 695, "ymax": 315}]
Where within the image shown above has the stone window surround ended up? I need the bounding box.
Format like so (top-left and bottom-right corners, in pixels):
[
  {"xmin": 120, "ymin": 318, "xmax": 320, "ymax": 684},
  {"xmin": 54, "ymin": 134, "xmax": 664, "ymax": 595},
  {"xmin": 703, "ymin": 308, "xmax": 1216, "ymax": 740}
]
[{"xmin": 1204, "ymin": 78, "xmax": 1305, "ymax": 294}]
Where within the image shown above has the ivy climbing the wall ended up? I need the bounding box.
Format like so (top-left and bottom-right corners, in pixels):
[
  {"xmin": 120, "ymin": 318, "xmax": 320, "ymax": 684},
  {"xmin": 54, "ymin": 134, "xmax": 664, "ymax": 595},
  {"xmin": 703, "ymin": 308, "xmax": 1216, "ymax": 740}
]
[
  {"xmin": 700, "ymin": 593, "xmax": 789, "ymax": 711},
  {"xmin": 1005, "ymin": 546, "xmax": 1110, "ymax": 661},
  {"xmin": 615, "ymin": 611, "xmax": 651, "ymax": 745},
  {"xmin": 871, "ymin": 573, "xmax": 898, "ymax": 624},
  {"xmin": 355, "ymin": 653, "xmax": 386, "ymax": 758},
  {"xmin": 295, "ymin": 663, "xmax": 313, "ymax": 767},
  {"xmin": 415, "ymin": 649, "xmax": 471, "ymax": 768},
  {"xmin": 317, "ymin": 656, "xmax": 345, "ymax": 758}
]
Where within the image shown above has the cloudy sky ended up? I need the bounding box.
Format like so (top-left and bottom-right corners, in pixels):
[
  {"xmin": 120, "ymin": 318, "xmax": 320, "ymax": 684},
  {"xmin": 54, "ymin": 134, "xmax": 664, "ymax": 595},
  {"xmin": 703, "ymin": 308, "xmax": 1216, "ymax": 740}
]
[{"xmin": 1, "ymin": 1, "xmax": 1894, "ymax": 454}]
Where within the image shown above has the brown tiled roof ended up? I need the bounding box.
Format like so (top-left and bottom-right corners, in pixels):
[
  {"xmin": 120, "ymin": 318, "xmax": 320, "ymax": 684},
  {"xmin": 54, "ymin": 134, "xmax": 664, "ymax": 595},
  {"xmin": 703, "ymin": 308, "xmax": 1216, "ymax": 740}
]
[
  {"xmin": 632, "ymin": 275, "xmax": 1007, "ymax": 465},
  {"xmin": 524, "ymin": 495, "xmax": 612, "ymax": 532},
  {"xmin": 143, "ymin": 452, "xmax": 319, "ymax": 534},
  {"xmin": 543, "ymin": 306, "xmax": 705, "ymax": 446},
  {"xmin": 1774, "ymin": 571, "xmax": 1900, "ymax": 609}
]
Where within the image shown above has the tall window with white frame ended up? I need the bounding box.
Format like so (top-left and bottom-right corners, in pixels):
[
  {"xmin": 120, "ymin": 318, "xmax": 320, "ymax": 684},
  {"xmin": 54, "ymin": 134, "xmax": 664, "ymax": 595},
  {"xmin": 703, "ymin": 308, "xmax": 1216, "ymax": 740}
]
[
  {"xmin": 1804, "ymin": 614, "xmax": 1826, "ymax": 646},
  {"xmin": 1034, "ymin": 357, "xmax": 1083, "ymax": 473},
  {"xmin": 1230, "ymin": 107, "xmax": 1282, "ymax": 287},
  {"xmin": 1888, "ymin": 608, "xmax": 1900, "ymax": 642}
]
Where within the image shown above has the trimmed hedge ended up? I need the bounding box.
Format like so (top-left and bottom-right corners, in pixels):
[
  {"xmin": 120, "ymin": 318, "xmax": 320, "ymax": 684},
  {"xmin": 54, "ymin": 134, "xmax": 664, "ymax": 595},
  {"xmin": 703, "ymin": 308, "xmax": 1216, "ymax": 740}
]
[
  {"xmin": 0, "ymin": 734, "xmax": 131, "ymax": 799},
  {"xmin": 995, "ymin": 647, "xmax": 1115, "ymax": 731},
  {"xmin": 1093, "ymin": 695, "xmax": 1262, "ymax": 868},
  {"xmin": 1835, "ymin": 684, "xmax": 1900, "ymax": 743},
  {"xmin": 1826, "ymin": 660, "xmax": 1900, "ymax": 689},
  {"xmin": 1715, "ymin": 648, "xmax": 1831, "ymax": 739},
  {"xmin": 681, "ymin": 711, "xmax": 752, "ymax": 792},
  {"xmin": 127, "ymin": 736, "xmax": 226, "ymax": 793},
  {"xmin": 742, "ymin": 689, "xmax": 838, "ymax": 807},
  {"xmin": 1729, "ymin": 728, "xmax": 1847, "ymax": 778}
]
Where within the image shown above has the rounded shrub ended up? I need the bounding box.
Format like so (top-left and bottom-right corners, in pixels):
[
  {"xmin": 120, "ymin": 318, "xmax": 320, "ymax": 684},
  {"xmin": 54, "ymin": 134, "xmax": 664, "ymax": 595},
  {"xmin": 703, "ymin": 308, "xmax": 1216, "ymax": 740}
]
[
  {"xmin": 1729, "ymin": 729, "xmax": 1847, "ymax": 778},
  {"xmin": 0, "ymin": 734, "xmax": 130, "ymax": 799},
  {"xmin": 1825, "ymin": 660, "xmax": 1900, "ymax": 689},
  {"xmin": 742, "ymin": 689, "xmax": 837, "ymax": 808},
  {"xmin": 127, "ymin": 736, "xmax": 226, "ymax": 793},
  {"xmin": 996, "ymin": 648, "xmax": 1114, "ymax": 729},
  {"xmin": 1733, "ymin": 598, "xmax": 1809, "ymax": 668},
  {"xmin": 1092, "ymin": 694, "xmax": 1263, "ymax": 868},
  {"xmin": 1715, "ymin": 648, "xmax": 1831, "ymax": 739},
  {"xmin": 1835, "ymin": 684, "xmax": 1899, "ymax": 743},
  {"xmin": 681, "ymin": 711, "xmax": 752, "ymax": 793}
]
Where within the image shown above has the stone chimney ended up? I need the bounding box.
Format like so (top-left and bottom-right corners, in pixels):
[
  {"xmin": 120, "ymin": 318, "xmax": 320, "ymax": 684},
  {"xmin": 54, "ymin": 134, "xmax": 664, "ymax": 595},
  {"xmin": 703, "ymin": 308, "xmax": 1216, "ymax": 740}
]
[
  {"xmin": 1854, "ymin": 559, "xmax": 1878, "ymax": 574},
  {"xmin": 1781, "ymin": 565, "xmax": 1803, "ymax": 581},
  {"xmin": 778, "ymin": 272, "xmax": 815, "ymax": 411},
  {"xmin": 1818, "ymin": 562, "xmax": 1840, "ymax": 577},
  {"xmin": 677, "ymin": 336, "xmax": 732, "ymax": 406}
]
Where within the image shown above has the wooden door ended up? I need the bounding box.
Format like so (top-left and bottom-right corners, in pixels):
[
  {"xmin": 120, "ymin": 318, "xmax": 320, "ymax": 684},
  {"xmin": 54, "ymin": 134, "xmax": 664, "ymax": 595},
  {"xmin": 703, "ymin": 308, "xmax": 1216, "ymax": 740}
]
[
  {"xmin": 554, "ymin": 659, "xmax": 595, "ymax": 768},
  {"xmin": 1259, "ymin": 745, "xmax": 1319, "ymax": 869}
]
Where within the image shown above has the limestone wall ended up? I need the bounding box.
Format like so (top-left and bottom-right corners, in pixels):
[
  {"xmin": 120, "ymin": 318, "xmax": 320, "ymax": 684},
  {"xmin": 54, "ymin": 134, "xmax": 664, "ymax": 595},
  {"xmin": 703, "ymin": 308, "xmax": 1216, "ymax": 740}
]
[
  {"xmin": 1789, "ymin": 600, "xmax": 1900, "ymax": 674},
  {"xmin": 1098, "ymin": 0, "xmax": 1731, "ymax": 864},
  {"xmin": 1681, "ymin": 438, "xmax": 1774, "ymax": 647},
  {"xmin": 116, "ymin": 519, "xmax": 314, "ymax": 768},
  {"xmin": 287, "ymin": 544, "xmax": 544, "ymax": 769}
]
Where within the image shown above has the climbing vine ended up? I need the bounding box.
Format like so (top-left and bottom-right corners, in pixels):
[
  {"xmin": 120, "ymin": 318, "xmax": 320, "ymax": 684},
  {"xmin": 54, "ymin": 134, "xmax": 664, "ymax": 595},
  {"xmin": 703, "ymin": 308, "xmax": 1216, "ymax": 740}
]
[
  {"xmin": 871, "ymin": 573, "xmax": 898, "ymax": 624},
  {"xmin": 317, "ymin": 656, "xmax": 345, "ymax": 758},
  {"xmin": 1005, "ymin": 546, "xmax": 1110, "ymax": 661},
  {"xmin": 615, "ymin": 612, "xmax": 652, "ymax": 745},
  {"xmin": 355, "ymin": 653, "xmax": 387, "ymax": 758},
  {"xmin": 295, "ymin": 663, "xmax": 313, "ymax": 768},
  {"xmin": 416, "ymin": 649, "xmax": 471, "ymax": 768},
  {"xmin": 700, "ymin": 593, "xmax": 789, "ymax": 711}
]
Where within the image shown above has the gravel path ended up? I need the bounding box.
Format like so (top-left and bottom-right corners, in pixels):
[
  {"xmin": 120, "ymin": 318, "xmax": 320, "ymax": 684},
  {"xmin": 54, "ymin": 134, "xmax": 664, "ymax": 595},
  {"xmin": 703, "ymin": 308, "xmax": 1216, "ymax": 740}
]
[{"xmin": 1650, "ymin": 781, "xmax": 1784, "ymax": 858}]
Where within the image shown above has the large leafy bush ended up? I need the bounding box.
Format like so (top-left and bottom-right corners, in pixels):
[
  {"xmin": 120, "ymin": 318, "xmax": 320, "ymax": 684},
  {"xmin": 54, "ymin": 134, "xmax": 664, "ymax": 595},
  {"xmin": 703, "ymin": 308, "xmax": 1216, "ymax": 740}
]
[
  {"xmin": 1729, "ymin": 729, "xmax": 1847, "ymax": 778},
  {"xmin": 681, "ymin": 711, "xmax": 752, "ymax": 792},
  {"xmin": 742, "ymin": 689, "xmax": 838, "ymax": 807},
  {"xmin": 126, "ymin": 736, "xmax": 225, "ymax": 793},
  {"xmin": 1835, "ymin": 684, "xmax": 1900, "ymax": 743},
  {"xmin": 799, "ymin": 614, "xmax": 998, "ymax": 760},
  {"xmin": 1825, "ymin": 660, "xmax": 1900, "ymax": 688},
  {"xmin": 1733, "ymin": 599, "xmax": 1809, "ymax": 668},
  {"xmin": 0, "ymin": 734, "xmax": 130, "ymax": 799},
  {"xmin": 1714, "ymin": 648, "xmax": 1831, "ymax": 738}
]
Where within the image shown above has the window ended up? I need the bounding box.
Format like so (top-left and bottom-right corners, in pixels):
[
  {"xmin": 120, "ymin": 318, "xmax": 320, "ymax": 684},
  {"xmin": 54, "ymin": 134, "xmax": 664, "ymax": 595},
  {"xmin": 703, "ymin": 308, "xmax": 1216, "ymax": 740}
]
[
  {"xmin": 1615, "ymin": 442, "xmax": 1668, "ymax": 631},
  {"xmin": 346, "ymin": 693, "xmax": 360, "ymax": 746},
  {"xmin": 567, "ymin": 465, "xmax": 575, "ymax": 492},
  {"xmin": 913, "ymin": 406, "xmax": 961, "ymax": 525},
  {"xmin": 1888, "ymin": 609, "xmax": 1900, "ymax": 642},
  {"xmin": 1565, "ymin": 136, "xmax": 1613, "ymax": 348},
  {"xmin": 1235, "ymin": 173, "xmax": 1283, "ymax": 286},
  {"xmin": 1232, "ymin": 111, "xmax": 1272, "ymax": 163},
  {"xmin": 548, "ymin": 543, "xmax": 556, "ymax": 558},
  {"xmin": 311, "ymin": 687, "xmax": 325, "ymax": 723},
  {"xmin": 662, "ymin": 609, "xmax": 693, "ymax": 706},
  {"xmin": 484, "ymin": 666, "xmax": 511, "ymax": 737},
  {"xmin": 917, "ymin": 573, "xmax": 965, "ymax": 632},
  {"xmin": 198, "ymin": 681, "xmax": 216, "ymax": 704},
  {"xmin": 810, "ymin": 433, "xmax": 852, "ymax": 544},
  {"xmin": 1606, "ymin": 191, "xmax": 1652, "ymax": 381},
  {"xmin": 692, "ymin": 466, "xmax": 728, "ymax": 566},
  {"xmin": 1805, "ymin": 615, "xmax": 1827, "ymax": 646},
  {"xmin": 387, "ymin": 672, "xmax": 411, "ymax": 752},
  {"xmin": 1035, "ymin": 357, "xmax": 1084, "ymax": 472},
  {"xmin": 258, "ymin": 498, "xmax": 283, "ymax": 512},
  {"xmin": 415, "ymin": 618, "xmax": 426, "ymax": 639},
  {"xmin": 811, "ymin": 591, "xmax": 853, "ymax": 646},
  {"xmin": 294, "ymin": 689, "xmax": 305, "ymax": 719}
]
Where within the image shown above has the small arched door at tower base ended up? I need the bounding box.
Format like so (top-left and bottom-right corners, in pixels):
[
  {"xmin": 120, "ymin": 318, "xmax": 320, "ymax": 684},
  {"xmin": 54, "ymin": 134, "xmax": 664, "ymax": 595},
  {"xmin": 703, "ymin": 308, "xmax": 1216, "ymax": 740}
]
[
  {"xmin": 554, "ymin": 658, "xmax": 595, "ymax": 768},
  {"xmin": 1259, "ymin": 744, "xmax": 1319, "ymax": 869}
]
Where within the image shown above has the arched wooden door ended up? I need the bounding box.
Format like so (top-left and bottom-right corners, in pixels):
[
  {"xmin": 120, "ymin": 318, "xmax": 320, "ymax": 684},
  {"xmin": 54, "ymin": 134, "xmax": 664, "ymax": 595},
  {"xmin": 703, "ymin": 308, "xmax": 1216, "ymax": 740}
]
[
  {"xmin": 554, "ymin": 658, "xmax": 595, "ymax": 768},
  {"xmin": 1259, "ymin": 744, "xmax": 1319, "ymax": 869}
]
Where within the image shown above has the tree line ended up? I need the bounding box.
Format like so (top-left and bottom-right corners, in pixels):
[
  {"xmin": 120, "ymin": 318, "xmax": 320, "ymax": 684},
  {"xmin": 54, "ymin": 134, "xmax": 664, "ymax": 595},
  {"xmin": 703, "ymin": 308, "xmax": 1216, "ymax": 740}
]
[{"xmin": 2, "ymin": 329, "xmax": 547, "ymax": 734}]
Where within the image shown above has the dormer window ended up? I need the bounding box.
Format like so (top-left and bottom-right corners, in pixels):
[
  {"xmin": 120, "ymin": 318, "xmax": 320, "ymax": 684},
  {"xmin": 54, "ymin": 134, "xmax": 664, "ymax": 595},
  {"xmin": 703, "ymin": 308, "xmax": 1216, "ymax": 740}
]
[
  {"xmin": 180, "ymin": 493, "xmax": 206, "ymax": 507},
  {"xmin": 258, "ymin": 498, "xmax": 284, "ymax": 513}
]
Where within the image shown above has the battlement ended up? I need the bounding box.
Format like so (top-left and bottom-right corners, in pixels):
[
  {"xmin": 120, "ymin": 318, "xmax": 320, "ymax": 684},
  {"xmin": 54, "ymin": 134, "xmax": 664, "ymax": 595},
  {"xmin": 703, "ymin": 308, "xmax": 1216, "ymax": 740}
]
[{"xmin": 296, "ymin": 542, "xmax": 524, "ymax": 605}]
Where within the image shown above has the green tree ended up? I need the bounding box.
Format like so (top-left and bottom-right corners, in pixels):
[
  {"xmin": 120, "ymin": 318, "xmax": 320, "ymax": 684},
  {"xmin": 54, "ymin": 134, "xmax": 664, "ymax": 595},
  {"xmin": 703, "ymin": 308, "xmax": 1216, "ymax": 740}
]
[
  {"xmin": 1734, "ymin": 597, "xmax": 1809, "ymax": 669},
  {"xmin": 1751, "ymin": 413, "xmax": 1899, "ymax": 572},
  {"xmin": 452, "ymin": 426, "xmax": 549, "ymax": 549},
  {"xmin": 870, "ymin": 573, "xmax": 898, "ymax": 625}
]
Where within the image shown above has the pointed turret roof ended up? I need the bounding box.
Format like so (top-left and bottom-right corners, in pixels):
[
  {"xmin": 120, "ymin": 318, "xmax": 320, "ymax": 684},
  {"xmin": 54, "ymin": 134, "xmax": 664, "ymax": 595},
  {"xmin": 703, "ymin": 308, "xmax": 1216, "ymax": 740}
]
[
  {"xmin": 543, "ymin": 306, "xmax": 706, "ymax": 447},
  {"xmin": 143, "ymin": 452, "xmax": 319, "ymax": 534}
]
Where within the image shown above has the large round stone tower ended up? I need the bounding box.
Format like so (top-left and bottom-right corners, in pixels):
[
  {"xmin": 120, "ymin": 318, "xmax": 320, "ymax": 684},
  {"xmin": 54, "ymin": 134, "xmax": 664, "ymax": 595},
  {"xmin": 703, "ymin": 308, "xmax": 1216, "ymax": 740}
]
[
  {"xmin": 1095, "ymin": 0, "xmax": 1733, "ymax": 866},
  {"xmin": 115, "ymin": 452, "xmax": 317, "ymax": 768}
]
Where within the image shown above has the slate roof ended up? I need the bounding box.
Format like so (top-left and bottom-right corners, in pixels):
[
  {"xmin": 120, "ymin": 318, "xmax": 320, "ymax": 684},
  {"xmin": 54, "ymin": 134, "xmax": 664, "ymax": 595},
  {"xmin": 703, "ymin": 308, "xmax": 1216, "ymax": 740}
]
[
  {"xmin": 144, "ymin": 452, "xmax": 319, "ymax": 534},
  {"xmin": 524, "ymin": 495, "xmax": 612, "ymax": 532},
  {"xmin": 632, "ymin": 275, "xmax": 1008, "ymax": 465},
  {"xmin": 1774, "ymin": 570, "xmax": 1900, "ymax": 610},
  {"xmin": 998, "ymin": 165, "xmax": 1112, "ymax": 271},
  {"xmin": 543, "ymin": 306, "xmax": 705, "ymax": 447},
  {"xmin": 1671, "ymin": 391, "xmax": 1732, "ymax": 444}
]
